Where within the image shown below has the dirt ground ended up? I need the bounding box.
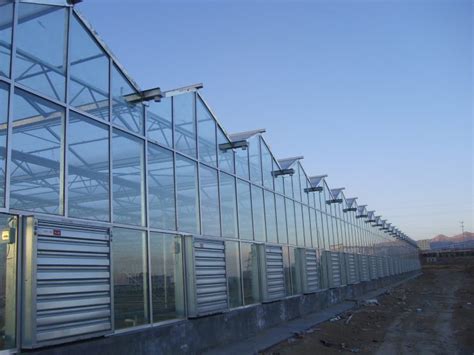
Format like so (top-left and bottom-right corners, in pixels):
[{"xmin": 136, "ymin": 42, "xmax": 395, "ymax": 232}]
[{"xmin": 264, "ymin": 261, "xmax": 474, "ymax": 355}]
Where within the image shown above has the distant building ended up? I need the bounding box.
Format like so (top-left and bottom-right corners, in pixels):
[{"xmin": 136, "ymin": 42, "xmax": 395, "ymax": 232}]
[{"xmin": 417, "ymin": 239, "xmax": 432, "ymax": 251}]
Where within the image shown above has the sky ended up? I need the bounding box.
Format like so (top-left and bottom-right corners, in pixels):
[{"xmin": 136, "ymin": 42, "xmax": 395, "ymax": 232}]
[{"xmin": 77, "ymin": 0, "xmax": 473, "ymax": 240}]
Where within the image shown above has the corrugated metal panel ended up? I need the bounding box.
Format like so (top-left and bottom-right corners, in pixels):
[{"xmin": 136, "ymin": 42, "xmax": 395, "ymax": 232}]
[
  {"xmin": 193, "ymin": 238, "xmax": 228, "ymax": 315},
  {"xmin": 369, "ymin": 255, "xmax": 378, "ymax": 279},
  {"xmin": 330, "ymin": 252, "xmax": 342, "ymax": 288},
  {"xmin": 265, "ymin": 245, "xmax": 285, "ymax": 300},
  {"xmin": 305, "ymin": 249, "xmax": 320, "ymax": 292},
  {"xmin": 359, "ymin": 255, "xmax": 370, "ymax": 281},
  {"xmin": 23, "ymin": 219, "xmax": 111, "ymax": 348},
  {"xmin": 346, "ymin": 253, "xmax": 357, "ymax": 284}
]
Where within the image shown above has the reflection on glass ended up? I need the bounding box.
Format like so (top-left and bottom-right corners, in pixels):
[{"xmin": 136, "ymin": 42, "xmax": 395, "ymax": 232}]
[
  {"xmin": 235, "ymin": 148, "xmax": 249, "ymax": 179},
  {"xmin": 197, "ymin": 98, "xmax": 217, "ymax": 166},
  {"xmin": 240, "ymin": 243, "xmax": 260, "ymax": 305},
  {"xmin": 148, "ymin": 144, "xmax": 175, "ymax": 230},
  {"xmin": 303, "ymin": 205, "xmax": 312, "ymax": 247},
  {"xmin": 147, "ymin": 97, "xmax": 172, "ymax": 148},
  {"xmin": 220, "ymin": 173, "xmax": 237, "ymax": 238},
  {"xmin": 150, "ymin": 233, "xmax": 185, "ymax": 322},
  {"xmin": 289, "ymin": 246, "xmax": 301, "ymax": 294},
  {"xmin": 261, "ymin": 141, "xmax": 273, "ymax": 189},
  {"xmin": 251, "ymin": 185, "xmax": 265, "ymax": 242},
  {"xmin": 11, "ymin": 89, "xmax": 64, "ymax": 214},
  {"xmin": 273, "ymin": 160, "xmax": 284, "ymax": 195},
  {"xmin": 68, "ymin": 112, "xmax": 109, "ymax": 221},
  {"xmin": 112, "ymin": 64, "xmax": 143, "ymax": 134},
  {"xmin": 0, "ymin": 214, "xmax": 16, "ymax": 350},
  {"xmin": 225, "ymin": 241, "xmax": 242, "ymax": 308},
  {"xmin": 217, "ymin": 128, "xmax": 234, "ymax": 173},
  {"xmin": 286, "ymin": 199, "xmax": 297, "ymax": 245},
  {"xmin": 112, "ymin": 228, "xmax": 148, "ymax": 330},
  {"xmin": 295, "ymin": 203, "xmax": 304, "ymax": 246},
  {"xmin": 276, "ymin": 194, "xmax": 287, "ymax": 244},
  {"xmin": 15, "ymin": 4, "xmax": 67, "ymax": 101},
  {"xmin": 69, "ymin": 14, "xmax": 109, "ymax": 120},
  {"xmin": 174, "ymin": 93, "xmax": 196, "ymax": 158},
  {"xmin": 264, "ymin": 191, "xmax": 277, "ymax": 243},
  {"xmin": 200, "ymin": 165, "xmax": 220, "ymax": 236},
  {"xmin": 248, "ymin": 136, "xmax": 262, "ymax": 184},
  {"xmin": 176, "ymin": 154, "xmax": 199, "ymax": 233},
  {"xmin": 237, "ymin": 179, "xmax": 252, "ymax": 240},
  {"xmin": 0, "ymin": 83, "xmax": 8, "ymax": 207},
  {"xmin": 112, "ymin": 129, "xmax": 144, "ymax": 226},
  {"xmin": 0, "ymin": 2, "xmax": 13, "ymax": 78}
]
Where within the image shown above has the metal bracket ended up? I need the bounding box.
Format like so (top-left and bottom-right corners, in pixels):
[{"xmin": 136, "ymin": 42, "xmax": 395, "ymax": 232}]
[
  {"xmin": 219, "ymin": 140, "xmax": 249, "ymax": 151},
  {"xmin": 272, "ymin": 168, "xmax": 295, "ymax": 177}
]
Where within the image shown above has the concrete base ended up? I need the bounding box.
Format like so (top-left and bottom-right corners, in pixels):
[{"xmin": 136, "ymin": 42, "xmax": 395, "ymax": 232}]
[{"xmin": 26, "ymin": 271, "xmax": 420, "ymax": 355}]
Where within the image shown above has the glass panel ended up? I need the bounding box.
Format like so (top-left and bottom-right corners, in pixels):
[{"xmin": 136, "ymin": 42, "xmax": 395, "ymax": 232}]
[
  {"xmin": 261, "ymin": 139, "xmax": 273, "ymax": 189},
  {"xmin": 299, "ymin": 165, "xmax": 309, "ymax": 205},
  {"xmin": 69, "ymin": 14, "xmax": 109, "ymax": 120},
  {"xmin": 200, "ymin": 165, "xmax": 220, "ymax": 236},
  {"xmin": 11, "ymin": 89, "xmax": 64, "ymax": 214},
  {"xmin": 175, "ymin": 154, "xmax": 199, "ymax": 233},
  {"xmin": 295, "ymin": 203, "xmax": 304, "ymax": 246},
  {"xmin": 150, "ymin": 233, "xmax": 185, "ymax": 322},
  {"xmin": 289, "ymin": 247, "xmax": 301, "ymax": 294},
  {"xmin": 148, "ymin": 144, "xmax": 175, "ymax": 230},
  {"xmin": 237, "ymin": 179, "xmax": 252, "ymax": 240},
  {"xmin": 248, "ymin": 136, "xmax": 262, "ymax": 184},
  {"xmin": 112, "ymin": 228, "xmax": 148, "ymax": 329},
  {"xmin": 220, "ymin": 172, "xmax": 237, "ymax": 238},
  {"xmin": 217, "ymin": 128, "xmax": 234, "ymax": 173},
  {"xmin": 273, "ymin": 160, "xmax": 284, "ymax": 195},
  {"xmin": 173, "ymin": 93, "xmax": 196, "ymax": 157},
  {"xmin": 286, "ymin": 199, "xmax": 297, "ymax": 245},
  {"xmin": 0, "ymin": 83, "xmax": 8, "ymax": 207},
  {"xmin": 111, "ymin": 64, "xmax": 143, "ymax": 134},
  {"xmin": 264, "ymin": 190, "xmax": 277, "ymax": 243},
  {"xmin": 112, "ymin": 129, "xmax": 144, "ymax": 226},
  {"xmin": 284, "ymin": 176, "xmax": 293, "ymax": 198},
  {"xmin": 275, "ymin": 194, "xmax": 287, "ymax": 244},
  {"xmin": 68, "ymin": 112, "xmax": 109, "ymax": 221},
  {"xmin": 310, "ymin": 208, "xmax": 319, "ymax": 249},
  {"xmin": 235, "ymin": 148, "xmax": 249, "ymax": 179},
  {"xmin": 15, "ymin": 4, "xmax": 67, "ymax": 101},
  {"xmin": 147, "ymin": 97, "xmax": 172, "ymax": 148},
  {"xmin": 0, "ymin": 214, "xmax": 16, "ymax": 350},
  {"xmin": 251, "ymin": 185, "xmax": 265, "ymax": 242},
  {"xmin": 225, "ymin": 241, "xmax": 242, "ymax": 308},
  {"xmin": 293, "ymin": 164, "xmax": 303, "ymax": 202},
  {"xmin": 0, "ymin": 2, "xmax": 13, "ymax": 78},
  {"xmin": 240, "ymin": 242, "xmax": 260, "ymax": 305},
  {"xmin": 303, "ymin": 206, "xmax": 311, "ymax": 247},
  {"xmin": 197, "ymin": 98, "xmax": 216, "ymax": 166}
]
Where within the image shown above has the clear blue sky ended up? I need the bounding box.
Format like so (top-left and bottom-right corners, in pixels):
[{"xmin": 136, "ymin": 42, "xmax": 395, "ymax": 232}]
[{"xmin": 78, "ymin": 0, "xmax": 473, "ymax": 240}]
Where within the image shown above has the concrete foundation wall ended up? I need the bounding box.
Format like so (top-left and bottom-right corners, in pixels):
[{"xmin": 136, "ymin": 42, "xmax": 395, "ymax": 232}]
[{"xmin": 27, "ymin": 271, "xmax": 420, "ymax": 355}]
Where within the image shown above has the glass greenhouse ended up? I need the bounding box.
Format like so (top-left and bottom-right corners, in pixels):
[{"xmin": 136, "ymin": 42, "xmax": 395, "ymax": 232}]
[{"xmin": 0, "ymin": 0, "xmax": 420, "ymax": 351}]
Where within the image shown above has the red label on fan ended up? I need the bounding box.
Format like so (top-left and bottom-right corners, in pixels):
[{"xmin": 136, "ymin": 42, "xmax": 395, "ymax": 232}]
[{"xmin": 53, "ymin": 229, "xmax": 61, "ymax": 236}]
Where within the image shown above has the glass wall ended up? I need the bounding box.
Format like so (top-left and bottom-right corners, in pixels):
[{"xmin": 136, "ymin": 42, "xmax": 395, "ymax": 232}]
[
  {"xmin": 150, "ymin": 233, "xmax": 185, "ymax": 322},
  {"xmin": 112, "ymin": 129, "xmax": 144, "ymax": 226},
  {"xmin": 176, "ymin": 155, "xmax": 199, "ymax": 233},
  {"xmin": 68, "ymin": 112, "xmax": 109, "ymax": 221},
  {"xmin": 112, "ymin": 228, "xmax": 148, "ymax": 330},
  {"xmin": 148, "ymin": 144, "xmax": 175, "ymax": 230},
  {"xmin": 0, "ymin": 2, "xmax": 420, "ymax": 338},
  {"xmin": 240, "ymin": 242, "xmax": 260, "ymax": 305},
  {"xmin": 225, "ymin": 241, "xmax": 243, "ymax": 308}
]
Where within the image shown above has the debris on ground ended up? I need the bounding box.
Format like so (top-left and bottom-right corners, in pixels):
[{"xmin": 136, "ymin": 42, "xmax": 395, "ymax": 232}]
[
  {"xmin": 363, "ymin": 298, "xmax": 380, "ymax": 306},
  {"xmin": 263, "ymin": 263, "xmax": 474, "ymax": 355}
]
